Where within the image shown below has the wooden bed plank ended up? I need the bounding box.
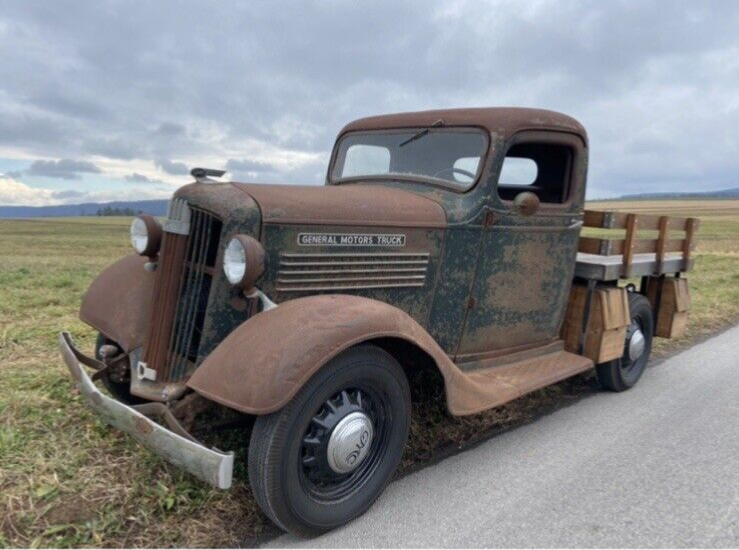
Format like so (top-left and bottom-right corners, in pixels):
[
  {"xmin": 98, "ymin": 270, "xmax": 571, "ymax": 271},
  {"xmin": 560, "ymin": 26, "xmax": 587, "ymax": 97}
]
[
  {"xmin": 578, "ymin": 237, "xmax": 685, "ymax": 256},
  {"xmin": 583, "ymin": 209, "xmax": 691, "ymax": 231},
  {"xmin": 575, "ymin": 253, "xmax": 695, "ymax": 281},
  {"xmin": 622, "ymin": 214, "xmax": 638, "ymax": 277},
  {"xmin": 655, "ymin": 216, "xmax": 670, "ymax": 274}
]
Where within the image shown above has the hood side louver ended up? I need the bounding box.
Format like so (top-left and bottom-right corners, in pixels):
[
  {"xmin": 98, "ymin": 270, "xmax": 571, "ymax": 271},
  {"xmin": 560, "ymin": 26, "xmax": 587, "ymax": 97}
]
[{"xmin": 277, "ymin": 252, "xmax": 429, "ymax": 292}]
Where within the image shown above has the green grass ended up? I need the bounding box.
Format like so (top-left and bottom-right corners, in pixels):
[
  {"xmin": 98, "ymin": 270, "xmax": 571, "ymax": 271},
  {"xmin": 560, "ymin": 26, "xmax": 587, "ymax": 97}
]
[
  {"xmin": 1, "ymin": 203, "xmax": 738, "ymax": 547},
  {"xmin": 0, "ymin": 218, "xmax": 264, "ymax": 548}
]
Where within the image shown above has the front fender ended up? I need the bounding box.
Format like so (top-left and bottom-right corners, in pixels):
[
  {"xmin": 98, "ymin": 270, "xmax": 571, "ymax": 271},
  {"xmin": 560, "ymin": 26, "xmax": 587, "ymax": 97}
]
[
  {"xmin": 186, "ymin": 295, "xmax": 456, "ymax": 415},
  {"xmin": 80, "ymin": 254, "xmax": 154, "ymax": 352}
]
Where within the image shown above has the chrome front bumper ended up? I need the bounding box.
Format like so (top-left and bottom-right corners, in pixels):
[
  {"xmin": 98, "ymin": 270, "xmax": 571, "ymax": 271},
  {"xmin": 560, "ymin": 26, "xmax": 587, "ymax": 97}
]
[{"xmin": 58, "ymin": 332, "xmax": 234, "ymax": 489}]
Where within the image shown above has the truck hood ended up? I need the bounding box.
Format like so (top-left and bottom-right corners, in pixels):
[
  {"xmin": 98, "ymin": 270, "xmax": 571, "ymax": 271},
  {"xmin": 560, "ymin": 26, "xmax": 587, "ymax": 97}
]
[{"xmin": 232, "ymin": 182, "xmax": 447, "ymax": 228}]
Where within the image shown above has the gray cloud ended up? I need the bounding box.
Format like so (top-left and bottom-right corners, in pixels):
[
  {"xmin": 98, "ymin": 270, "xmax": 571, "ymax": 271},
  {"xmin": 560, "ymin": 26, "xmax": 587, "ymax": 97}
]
[
  {"xmin": 1, "ymin": 0, "xmax": 738, "ymax": 199},
  {"xmin": 125, "ymin": 172, "xmax": 162, "ymax": 184},
  {"xmin": 155, "ymin": 122, "xmax": 186, "ymax": 136},
  {"xmin": 226, "ymin": 158, "xmax": 277, "ymax": 174},
  {"xmin": 87, "ymin": 138, "xmax": 146, "ymax": 160},
  {"xmin": 0, "ymin": 110, "xmax": 71, "ymax": 152},
  {"xmin": 51, "ymin": 189, "xmax": 85, "ymax": 199},
  {"xmin": 155, "ymin": 159, "xmax": 189, "ymax": 176},
  {"xmin": 27, "ymin": 159, "xmax": 102, "ymax": 180}
]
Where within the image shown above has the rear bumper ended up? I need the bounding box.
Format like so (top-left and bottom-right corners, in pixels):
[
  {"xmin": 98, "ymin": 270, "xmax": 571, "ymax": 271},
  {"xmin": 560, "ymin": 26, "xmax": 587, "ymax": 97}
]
[{"xmin": 58, "ymin": 331, "xmax": 234, "ymax": 489}]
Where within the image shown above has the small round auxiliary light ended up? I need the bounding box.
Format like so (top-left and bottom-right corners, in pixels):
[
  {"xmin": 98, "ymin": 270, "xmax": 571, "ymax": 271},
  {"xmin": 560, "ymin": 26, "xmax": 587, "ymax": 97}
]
[
  {"xmin": 130, "ymin": 214, "xmax": 163, "ymax": 258},
  {"xmin": 223, "ymin": 234, "xmax": 265, "ymax": 292}
]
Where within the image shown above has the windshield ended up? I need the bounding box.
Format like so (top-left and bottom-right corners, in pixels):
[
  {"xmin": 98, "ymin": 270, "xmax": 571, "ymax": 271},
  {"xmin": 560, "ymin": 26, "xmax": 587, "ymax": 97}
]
[{"xmin": 330, "ymin": 128, "xmax": 488, "ymax": 190}]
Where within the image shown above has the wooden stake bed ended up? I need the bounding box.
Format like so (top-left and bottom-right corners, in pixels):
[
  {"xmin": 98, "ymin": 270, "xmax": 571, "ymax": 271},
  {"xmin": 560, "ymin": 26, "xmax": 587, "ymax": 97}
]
[
  {"xmin": 574, "ymin": 209, "xmax": 700, "ymax": 281},
  {"xmin": 575, "ymin": 252, "xmax": 694, "ymax": 281}
]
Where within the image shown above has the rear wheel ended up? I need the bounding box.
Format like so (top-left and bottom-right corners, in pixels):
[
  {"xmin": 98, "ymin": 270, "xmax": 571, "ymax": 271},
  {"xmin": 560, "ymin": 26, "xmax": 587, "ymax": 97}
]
[
  {"xmin": 596, "ymin": 292, "xmax": 654, "ymax": 392},
  {"xmin": 248, "ymin": 345, "xmax": 411, "ymax": 536}
]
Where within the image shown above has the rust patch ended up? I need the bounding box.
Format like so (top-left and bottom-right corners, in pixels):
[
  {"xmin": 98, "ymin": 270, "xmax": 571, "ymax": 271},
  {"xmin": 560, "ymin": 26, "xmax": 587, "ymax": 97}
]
[
  {"xmin": 234, "ymin": 182, "xmax": 447, "ymax": 228},
  {"xmin": 513, "ymin": 191, "xmax": 540, "ymax": 217},
  {"xmin": 141, "ymin": 231, "xmax": 187, "ymax": 379},
  {"xmin": 188, "ymin": 294, "xmax": 458, "ymax": 415},
  {"xmin": 79, "ymin": 254, "xmax": 155, "ymax": 352},
  {"xmin": 339, "ymin": 107, "xmax": 587, "ymax": 145},
  {"xmin": 186, "ymin": 293, "xmax": 579, "ymax": 417}
]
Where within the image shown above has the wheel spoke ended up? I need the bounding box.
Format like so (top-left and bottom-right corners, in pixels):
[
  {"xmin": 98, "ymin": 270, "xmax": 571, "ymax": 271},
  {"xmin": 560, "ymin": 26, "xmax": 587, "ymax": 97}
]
[
  {"xmin": 302, "ymin": 435, "xmax": 322, "ymax": 447},
  {"xmin": 311, "ymin": 416, "xmax": 330, "ymax": 430},
  {"xmin": 297, "ymin": 384, "xmax": 390, "ymax": 501}
]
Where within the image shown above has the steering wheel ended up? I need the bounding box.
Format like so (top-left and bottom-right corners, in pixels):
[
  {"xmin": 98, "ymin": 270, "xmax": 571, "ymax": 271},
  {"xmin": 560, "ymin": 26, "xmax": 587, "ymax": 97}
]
[{"xmin": 433, "ymin": 167, "xmax": 476, "ymax": 181}]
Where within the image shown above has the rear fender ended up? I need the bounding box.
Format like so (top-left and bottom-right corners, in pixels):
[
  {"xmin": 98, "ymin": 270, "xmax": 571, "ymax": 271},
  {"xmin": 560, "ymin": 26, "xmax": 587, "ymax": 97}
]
[
  {"xmin": 80, "ymin": 254, "xmax": 155, "ymax": 352},
  {"xmin": 187, "ymin": 295, "xmax": 462, "ymax": 415}
]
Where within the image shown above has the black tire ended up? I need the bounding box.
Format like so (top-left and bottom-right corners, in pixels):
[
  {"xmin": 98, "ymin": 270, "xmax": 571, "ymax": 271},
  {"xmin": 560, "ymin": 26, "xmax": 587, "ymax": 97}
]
[
  {"xmin": 248, "ymin": 344, "xmax": 411, "ymax": 536},
  {"xmin": 596, "ymin": 292, "xmax": 654, "ymax": 392},
  {"xmin": 94, "ymin": 334, "xmax": 145, "ymax": 405}
]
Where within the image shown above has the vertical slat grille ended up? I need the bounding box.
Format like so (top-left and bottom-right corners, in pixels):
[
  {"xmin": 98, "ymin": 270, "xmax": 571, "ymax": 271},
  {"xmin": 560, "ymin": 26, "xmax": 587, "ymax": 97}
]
[
  {"xmin": 166, "ymin": 208, "xmax": 222, "ymax": 381},
  {"xmin": 142, "ymin": 232, "xmax": 188, "ymax": 377},
  {"xmin": 142, "ymin": 202, "xmax": 222, "ymax": 383}
]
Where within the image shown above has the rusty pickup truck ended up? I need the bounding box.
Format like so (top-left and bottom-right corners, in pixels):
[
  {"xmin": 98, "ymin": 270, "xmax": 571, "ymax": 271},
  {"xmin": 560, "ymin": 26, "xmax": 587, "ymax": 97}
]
[{"xmin": 59, "ymin": 108, "xmax": 698, "ymax": 535}]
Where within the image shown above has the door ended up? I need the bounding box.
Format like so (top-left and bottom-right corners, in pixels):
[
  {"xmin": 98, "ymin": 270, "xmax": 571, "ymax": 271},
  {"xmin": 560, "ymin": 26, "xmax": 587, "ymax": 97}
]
[{"xmin": 455, "ymin": 131, "xmax": 586, "ymax": 360}]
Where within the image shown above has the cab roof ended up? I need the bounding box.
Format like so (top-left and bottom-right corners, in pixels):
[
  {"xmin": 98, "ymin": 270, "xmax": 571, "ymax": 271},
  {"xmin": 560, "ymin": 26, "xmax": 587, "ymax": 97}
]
[{"xmin": 340, "ymin": 107, "xmax": 587, "ymax": 144}]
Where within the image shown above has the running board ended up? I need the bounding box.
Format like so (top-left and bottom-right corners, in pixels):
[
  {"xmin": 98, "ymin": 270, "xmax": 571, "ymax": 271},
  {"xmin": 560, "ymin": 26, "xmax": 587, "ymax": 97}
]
[{"xmin": 446, "ymin": 350, "xmax": 594, "ymax": 416}]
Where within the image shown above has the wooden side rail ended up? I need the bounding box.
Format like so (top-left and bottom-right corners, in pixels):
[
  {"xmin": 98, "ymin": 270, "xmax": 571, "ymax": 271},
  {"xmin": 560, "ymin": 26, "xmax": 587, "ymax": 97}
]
[
  {"xmin": 580, "ymin": 209, "xmax": 700, "ymax": 277},
  {"xmin": 578, "ymin": 236, "xmax": 685, "ymax": 256},
  {"xmin": 583, "ymin": 210, "xmax": 694, "ymax": 231}
]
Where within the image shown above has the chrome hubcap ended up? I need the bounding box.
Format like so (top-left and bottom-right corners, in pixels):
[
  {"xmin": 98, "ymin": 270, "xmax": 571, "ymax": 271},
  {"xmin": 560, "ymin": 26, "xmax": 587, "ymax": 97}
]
[
  {"xmin": 628, "ymin": 327, "xmax": 646, "ymax": 361},
  {"xmin": 326, "ymin": 411, "xmax": 374, "ymax": 474}
]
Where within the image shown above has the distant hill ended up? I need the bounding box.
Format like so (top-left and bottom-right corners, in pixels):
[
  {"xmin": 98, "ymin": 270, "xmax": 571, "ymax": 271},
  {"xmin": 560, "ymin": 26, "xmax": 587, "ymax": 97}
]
[
  {"xmin": 0, "ymin": 200, "xmax": 169, "ymax": 219},
  {"xmin": 612, "ymin": 187, "xmax": 739, "ymax": 201},
  {"xmin": 2, "ymin": 186, "xmax": 738, "ymax": 218}
]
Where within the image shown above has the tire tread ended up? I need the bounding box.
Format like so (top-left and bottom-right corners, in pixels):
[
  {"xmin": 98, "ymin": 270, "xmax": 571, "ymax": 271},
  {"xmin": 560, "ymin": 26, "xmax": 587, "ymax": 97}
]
[{"xmin": 596, "ymin": 292, "xmax": 653, "ymax": 392}]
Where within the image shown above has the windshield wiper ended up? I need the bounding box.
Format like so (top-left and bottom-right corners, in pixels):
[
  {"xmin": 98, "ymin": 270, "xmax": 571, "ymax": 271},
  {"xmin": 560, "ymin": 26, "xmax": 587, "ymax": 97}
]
[{"xmin": 399, "ymin": 119, "xmax": 444, "ymax": 147}]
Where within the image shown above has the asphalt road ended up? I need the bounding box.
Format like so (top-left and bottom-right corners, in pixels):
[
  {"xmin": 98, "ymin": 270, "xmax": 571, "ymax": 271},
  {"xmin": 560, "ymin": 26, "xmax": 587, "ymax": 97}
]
[{"xmin": 269, "ymin": 325, "xmax": 739, "ymax": 548}]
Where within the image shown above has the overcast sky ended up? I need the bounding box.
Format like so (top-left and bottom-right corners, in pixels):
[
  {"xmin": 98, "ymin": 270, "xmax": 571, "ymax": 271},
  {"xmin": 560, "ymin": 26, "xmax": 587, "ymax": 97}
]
[{"xmin": 1, "ymin": 0, "xmax": 738, "ymax": 206}]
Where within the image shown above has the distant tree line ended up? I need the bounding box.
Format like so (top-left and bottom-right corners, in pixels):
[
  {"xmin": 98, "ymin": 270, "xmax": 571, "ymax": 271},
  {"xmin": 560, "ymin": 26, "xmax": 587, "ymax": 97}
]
[{"xmin": 95, "ymin": 206, "xmax": 144, "ymax": 216}]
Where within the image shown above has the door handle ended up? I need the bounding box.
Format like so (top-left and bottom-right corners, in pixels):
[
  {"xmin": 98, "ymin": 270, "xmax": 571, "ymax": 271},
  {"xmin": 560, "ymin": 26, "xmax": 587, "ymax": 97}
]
[{"xmin": 568, "ymin": 220, "xmax": 584, "ymax": 230}]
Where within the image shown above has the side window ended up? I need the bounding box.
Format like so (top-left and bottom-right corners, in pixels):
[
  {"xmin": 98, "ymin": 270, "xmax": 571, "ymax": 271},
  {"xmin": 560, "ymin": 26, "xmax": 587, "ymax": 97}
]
[
  {"xmin": 497, "ymin": 143, "xmax": 572, "ymax": 204},
  {"xmin": 499, "ymin": 157, "xmax": 537, "ymax": 185},
  {"xmin": 452, "ymin": 156, "xmax": 481, "ymax": 184},
  {"xmin": 342, "ymin": 145, "xmax": 390, "ymax": 178}
]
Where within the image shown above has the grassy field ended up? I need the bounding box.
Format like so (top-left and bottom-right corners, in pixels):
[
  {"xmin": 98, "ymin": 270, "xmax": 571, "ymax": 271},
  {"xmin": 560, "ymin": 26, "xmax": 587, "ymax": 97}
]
[{"xmin": 1, "ymin": 200, "xmax": 738, "ymax": 548}]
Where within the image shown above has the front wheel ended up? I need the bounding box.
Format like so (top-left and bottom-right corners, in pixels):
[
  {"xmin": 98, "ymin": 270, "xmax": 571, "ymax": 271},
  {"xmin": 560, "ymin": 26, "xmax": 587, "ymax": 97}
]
[
  {"xmin": 596, "ymin": 292, "xmax": 654, "ymax": 392},
  {"xmin": 248, "ymin": 345, "xmax": 411, "ymax": 536}
]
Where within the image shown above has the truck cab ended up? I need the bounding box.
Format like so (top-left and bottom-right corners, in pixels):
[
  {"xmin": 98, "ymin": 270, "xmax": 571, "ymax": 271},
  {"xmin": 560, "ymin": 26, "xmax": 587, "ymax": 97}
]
[{"xmin": 59, "ymin": 108, "xmax": 696, "ymax": 536}]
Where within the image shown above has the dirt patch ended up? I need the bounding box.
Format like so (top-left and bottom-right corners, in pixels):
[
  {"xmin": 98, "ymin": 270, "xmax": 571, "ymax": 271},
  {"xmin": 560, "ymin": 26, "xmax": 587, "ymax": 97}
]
[{"xmin": 44, "ymin": 495, "xmax": 98, "ymax": 526}]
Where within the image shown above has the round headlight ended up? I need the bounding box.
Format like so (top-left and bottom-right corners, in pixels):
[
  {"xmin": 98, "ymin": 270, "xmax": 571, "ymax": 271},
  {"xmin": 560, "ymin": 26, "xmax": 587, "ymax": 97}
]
[
  {"xmin": 224, "ymin": 238, "xmax": 247, "ymax": 284},
  {"xmin": 223, "ymin": 234, "xmax": 265, "ymax": 290},
  {"xmin": 130, "ymin": 215, "xmax": 162, "ymax": 258}
]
